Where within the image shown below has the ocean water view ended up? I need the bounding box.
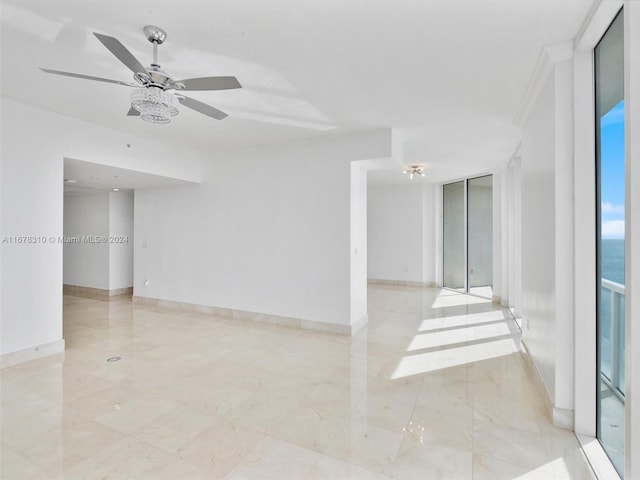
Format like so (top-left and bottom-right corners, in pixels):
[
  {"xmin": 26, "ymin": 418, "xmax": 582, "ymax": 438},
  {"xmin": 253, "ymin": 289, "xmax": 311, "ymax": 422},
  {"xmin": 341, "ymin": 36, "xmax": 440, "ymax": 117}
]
[{"xmin": 602, "ymin": 238, "xmax": 625, "ymax": 285}]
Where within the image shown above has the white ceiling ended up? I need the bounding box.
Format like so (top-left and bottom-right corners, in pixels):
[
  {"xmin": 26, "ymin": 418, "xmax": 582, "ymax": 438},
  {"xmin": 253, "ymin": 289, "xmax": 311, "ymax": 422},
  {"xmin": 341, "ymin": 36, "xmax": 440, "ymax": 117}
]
[
  {"xmin": 63, "ymin": 157, "xmax": 194, "ymax": 193},
  {"xmin": 1, "ymin": 0, "xmax": 594, "ymax": 183}
]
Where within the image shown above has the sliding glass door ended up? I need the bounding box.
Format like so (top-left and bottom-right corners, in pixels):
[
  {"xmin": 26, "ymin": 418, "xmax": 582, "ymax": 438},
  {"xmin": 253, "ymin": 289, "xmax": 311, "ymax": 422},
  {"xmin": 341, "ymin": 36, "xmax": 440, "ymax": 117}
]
[
  {"xmin": 443, "ymin": 175, "xmax": 493, "ymax": 297},
  {"xmin": 595, "ymin": 9, "xmax": 625, "ymax": 476},
  {"xmin": 468, "ymin": 175, "xmax": 493, "ymax": 297},
  {"xmin": 443, "ymin": 181, "xmax": 465, "ymax": 291}
]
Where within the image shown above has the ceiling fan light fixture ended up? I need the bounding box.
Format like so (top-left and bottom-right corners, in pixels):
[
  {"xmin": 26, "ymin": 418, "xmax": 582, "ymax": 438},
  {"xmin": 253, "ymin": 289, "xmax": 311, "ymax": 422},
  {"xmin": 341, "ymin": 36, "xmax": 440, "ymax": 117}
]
[
  {"xmin": 41, "ymin": 26, "xmax": 241, "ymax": 124},
  {"xmin": 140, "ymin": 102, "xmax": 171, "ymax": 124},
  {"xmin": 130, "ymin": 86, "xmax": 178, "ymax": 124}
]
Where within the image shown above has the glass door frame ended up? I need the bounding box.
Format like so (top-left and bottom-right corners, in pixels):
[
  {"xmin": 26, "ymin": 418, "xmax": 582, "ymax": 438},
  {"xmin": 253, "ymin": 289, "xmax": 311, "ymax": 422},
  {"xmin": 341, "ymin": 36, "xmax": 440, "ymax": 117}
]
[
  {"xmin": 441, "ymin": 174, "xmax": 493, "ymax": 299},
  {"xmin": 442, "ymin": 180, "xmax": 468, "ymax": 293}
]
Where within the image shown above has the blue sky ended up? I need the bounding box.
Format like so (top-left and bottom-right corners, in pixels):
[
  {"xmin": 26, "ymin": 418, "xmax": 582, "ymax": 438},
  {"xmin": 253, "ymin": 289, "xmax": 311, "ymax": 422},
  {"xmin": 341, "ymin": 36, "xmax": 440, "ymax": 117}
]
[{"xmin": 601, "ymin": 100, "xmax": 625, "ymax": 239}]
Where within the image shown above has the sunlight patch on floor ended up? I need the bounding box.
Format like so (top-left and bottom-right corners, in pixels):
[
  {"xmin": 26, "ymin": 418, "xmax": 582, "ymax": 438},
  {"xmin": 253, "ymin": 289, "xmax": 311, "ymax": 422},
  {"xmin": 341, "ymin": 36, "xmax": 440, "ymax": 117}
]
[
  {"xmin": 418, "ymin": 310, "xmax": 508, "ymax": 332},
  {"xmin": 407, "ymin": 322, "xmax": 515, "ymax": 352},
  {"xmin": 517, "ymin": 457, "xmax": 576, "ymax": 479},
  {"xmin": 391, "ymin": 338, "xmax": 520, "ymax": 378},
  {"xmin": 431, "ymin": 291, "xmax": 492, "ymax": 309}
]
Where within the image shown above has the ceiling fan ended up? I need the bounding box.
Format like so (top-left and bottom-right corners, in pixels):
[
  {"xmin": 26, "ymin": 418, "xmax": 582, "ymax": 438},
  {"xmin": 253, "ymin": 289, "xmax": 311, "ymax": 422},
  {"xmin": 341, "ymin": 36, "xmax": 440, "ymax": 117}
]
[{"xmin": 40, "ymin": 25, "xmax": 241, "ymax": 124}]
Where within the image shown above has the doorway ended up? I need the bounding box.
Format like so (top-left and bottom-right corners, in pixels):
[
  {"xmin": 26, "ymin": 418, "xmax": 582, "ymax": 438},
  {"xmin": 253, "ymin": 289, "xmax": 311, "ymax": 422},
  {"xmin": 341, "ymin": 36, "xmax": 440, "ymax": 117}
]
[{"xmin": 442, "ymin": 175, "xmax": 493, "ymax": 298}]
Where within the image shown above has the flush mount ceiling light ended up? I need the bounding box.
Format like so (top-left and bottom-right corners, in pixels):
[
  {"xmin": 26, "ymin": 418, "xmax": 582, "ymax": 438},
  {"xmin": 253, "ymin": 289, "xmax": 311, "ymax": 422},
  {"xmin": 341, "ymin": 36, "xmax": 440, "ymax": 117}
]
[
  {"xmin": 403, "ymin": 165, "xmax": 426, "ymax": 180},
  {"xmin": 40, "ymin": 25, "xmax": 242, "ymax": 124}
]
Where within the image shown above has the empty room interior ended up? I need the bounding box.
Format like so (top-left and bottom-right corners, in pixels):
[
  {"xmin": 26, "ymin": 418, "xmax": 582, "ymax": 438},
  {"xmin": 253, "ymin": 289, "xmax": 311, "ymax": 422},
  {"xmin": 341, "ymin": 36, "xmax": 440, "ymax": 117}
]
[{"xmin": 1, "ymin": 1, "xmax": 640, "ymax": 479}]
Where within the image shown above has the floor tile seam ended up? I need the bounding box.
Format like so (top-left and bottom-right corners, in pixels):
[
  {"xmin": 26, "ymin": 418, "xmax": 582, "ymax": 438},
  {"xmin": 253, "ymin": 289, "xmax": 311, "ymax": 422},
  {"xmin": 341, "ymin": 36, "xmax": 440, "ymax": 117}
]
[
  {"xmin": 171, "ymin": 398, "xmax": 248, "ymax": 421},
  {"xmin": 471, "ymin": 371, "xmax": 478, "ymax": 480},
  {"xmin": 0, "ymin": 442, "xmax": 54, "ymax": 478},
  {"xmin": 253, "ymin": 432, "xmax": 390, "ymax": 478},
  {"xmin": 387, "ymin": 383, "xmax": 422, "ymax": 476},
  {"xmin": 471, "ymin": 414, "xmax": 546, "ymax": 436},
  {"xmin": 471, "ymin": 419, "xmax": 568, "ymax": 467},
  {"xmin": 92, "ymin": 397, "xmax": 184, "ymax": 435},
  {"xmin": 296, "ymin": 403, "xmax": 376, "ymax": 433},
  {"xmin": 344, "ymin": 411, "xmax": 411, "ymax": 437},
  {"xmin": 297, "ymin": 386, "xmax": 365, "ymax": 413},
  {"xmin": 59, "ymin": 433, "xmax": 183, "ymax": 477},
  {"xmin": 308, "ymin": 432, "xmax": 401, "ymax": 477},
  {"xmin": 25, "ymin": 423, "xmax": 128, "ymax": 478},
  {"xmin": 472, "ymin": 394, "xmax": 550, "ymax": 416},
  {"xmin": 285, "ymin": 406, "xmax": 405, "ymax": 456}
]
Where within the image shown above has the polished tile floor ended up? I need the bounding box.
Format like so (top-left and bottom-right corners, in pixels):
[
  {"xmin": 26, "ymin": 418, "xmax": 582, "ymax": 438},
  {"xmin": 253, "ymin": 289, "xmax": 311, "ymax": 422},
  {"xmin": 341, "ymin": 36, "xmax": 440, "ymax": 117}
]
[{"xmin": 1, "ymin": 286, "xmax": 595, "ymax": 479}]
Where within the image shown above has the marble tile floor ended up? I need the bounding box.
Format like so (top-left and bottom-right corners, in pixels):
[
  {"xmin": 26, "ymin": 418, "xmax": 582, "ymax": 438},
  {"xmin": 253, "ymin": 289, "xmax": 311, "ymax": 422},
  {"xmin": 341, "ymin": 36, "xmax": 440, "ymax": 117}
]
[{"xmin": 0, "ymin": 286, "xmax": 596, "ymax": 479}]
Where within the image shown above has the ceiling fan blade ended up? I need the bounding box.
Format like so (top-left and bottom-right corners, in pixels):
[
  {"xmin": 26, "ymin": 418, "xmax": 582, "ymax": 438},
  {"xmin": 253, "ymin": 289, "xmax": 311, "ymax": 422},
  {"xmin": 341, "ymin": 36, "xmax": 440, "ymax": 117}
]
[
  {"xmin": 93, "ymin": 32, "xmax": 148, "ymax": 75},
  {"xmin": 127, "ymin": 107, "xmax": 140, "ymax": 116},
  {"xmin": 178, "ymin": 95, "xmax": 228, "ymax": 120},
  {"xmin": 176, "ymin": 76, "xmax": 242, "ymax": 91},
  {"xmin": 40, "ymin": 68, "xmax": 137, "ymax": 87}
]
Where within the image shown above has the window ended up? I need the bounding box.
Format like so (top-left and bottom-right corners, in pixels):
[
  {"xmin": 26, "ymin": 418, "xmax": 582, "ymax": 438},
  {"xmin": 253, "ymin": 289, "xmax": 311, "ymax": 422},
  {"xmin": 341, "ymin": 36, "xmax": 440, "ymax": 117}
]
[{"xmin": 595, "ymin": 9, "xmax": 625, "ymax": 476}]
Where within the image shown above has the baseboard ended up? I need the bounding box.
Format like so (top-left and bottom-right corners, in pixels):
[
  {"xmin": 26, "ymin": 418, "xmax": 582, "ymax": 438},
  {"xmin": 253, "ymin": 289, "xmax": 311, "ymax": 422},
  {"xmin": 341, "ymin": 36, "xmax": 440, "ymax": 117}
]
[
  {"xmin": 109, "ymin": 286, "xmax": 134, "ymax": 297},
  {"xmin": 367, "ymin": 278, "xmax": 434, "ymax": 288},
  {"xmin": 132, "ymin": 296, "xmax": 359, "ymax": 336},
  {"xmin": 553, "ymin": 406, "xmax": 575, "ymax": 430},
  {"xmin": 63, "ymin": 284, "xmax": 133, "ymax": 299},
  {"xmin": 521, "ymin": 339, "xmax": 575, "ymax": 431},
  {"xmin": 351, "ymin": 314, "xmax": 369, "ymax": 335},
  {"xmin": 1, "ymin": 339, "xmax": 65, "ymax": 369}
]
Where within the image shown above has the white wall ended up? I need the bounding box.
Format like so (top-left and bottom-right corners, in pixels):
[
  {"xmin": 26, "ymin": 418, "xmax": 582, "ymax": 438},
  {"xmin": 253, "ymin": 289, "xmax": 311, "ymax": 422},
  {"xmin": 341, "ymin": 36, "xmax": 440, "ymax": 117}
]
[
  {"xmin": 507, "ymin": 157, "xmax": 523, "ymax": 316},
  {"xmin": 367, "ymin": 183, "xmax": 436, "ymax": 285},
  {"xmin": 134, "ymin": 130, "xmax": 394, "ymax": 329},
  {"xmin": 63, "ymin": 190, "xmax": 134, "ymax": 291},
  {"xmin": 553, "ymin": 55, "xmax": 576, "ymax": 417},
  {"xmin": 519, "ymin": 44, "xmax": 575, "ymax": 422},
  {"xmin": 0, "ymin": 97, "xmax": 202, "ymax": 358},
  {"xmin": 351, "ymin": 163, "xmax": 368, "ymax": 326},
  {"xmin": 493, "ymin": 170, "xmax": 504, "ymax": 302},
  {"xmin": 63, "ymin": 193, "xmax": 110, "ymax": 289},
  {"xmin": 1, "ymin": 102, "xmax": 64, "ymax": 356},
  {"xmin": 109, "ymin": 191, "xmax": 134, "ymax": 290},
  {"xmin": 521, "ymin": 70, "xmax": 558, "ymax": 401},
  {"xmin": 423, "ymin": 184, "xmax": 437, "ymax": 287}
]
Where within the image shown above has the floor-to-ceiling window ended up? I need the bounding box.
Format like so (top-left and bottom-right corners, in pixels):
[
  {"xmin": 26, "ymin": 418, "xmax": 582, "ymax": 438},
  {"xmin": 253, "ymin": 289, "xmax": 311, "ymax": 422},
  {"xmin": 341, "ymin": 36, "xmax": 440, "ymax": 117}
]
[
  {"xmin": 442, "ymin": 175, "xmax": 493, "ymax": 297},
  {"xmin": 595, "ymin": 8, "xmax": 625, "ymax": 476}
]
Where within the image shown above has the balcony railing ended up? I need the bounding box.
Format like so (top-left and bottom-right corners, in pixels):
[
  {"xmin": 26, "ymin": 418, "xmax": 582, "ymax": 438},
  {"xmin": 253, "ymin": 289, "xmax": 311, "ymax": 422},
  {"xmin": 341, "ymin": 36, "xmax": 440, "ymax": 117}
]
[{"xmin": 601, "ymin": 278, "xmax": 625, "ymax": 400}]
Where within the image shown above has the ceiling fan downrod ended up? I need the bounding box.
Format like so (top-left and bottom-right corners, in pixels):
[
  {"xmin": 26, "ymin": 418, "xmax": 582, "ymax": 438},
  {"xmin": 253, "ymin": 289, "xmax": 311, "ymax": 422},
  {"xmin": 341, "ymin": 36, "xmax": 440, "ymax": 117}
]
[{"xmin": 143, "ymin": 25, "xmax": 166, "ymax": 68}]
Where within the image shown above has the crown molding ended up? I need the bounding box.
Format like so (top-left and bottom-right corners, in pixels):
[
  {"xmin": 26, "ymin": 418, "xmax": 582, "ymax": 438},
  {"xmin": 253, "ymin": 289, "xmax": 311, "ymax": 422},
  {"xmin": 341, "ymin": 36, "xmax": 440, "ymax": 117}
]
[{"xmin": 513, "ymin": 40, "xmax": 574, "ymax": 128}]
